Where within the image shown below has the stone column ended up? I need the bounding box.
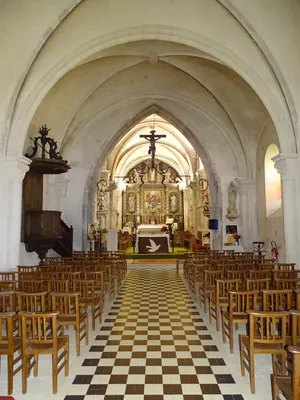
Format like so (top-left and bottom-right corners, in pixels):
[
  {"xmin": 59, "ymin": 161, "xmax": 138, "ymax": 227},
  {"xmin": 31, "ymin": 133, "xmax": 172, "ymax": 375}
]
[
  {"xmin": 236, "ymin": 177, "xmax": 257, "ymax": 251},
  {"xmin": 273, "ymin": 154, "xmax": 299, "ymax": 263},
  {"xmin": 209, "ymin": 204, "xmax": 222, "ymax": 250},
  {"xmin": 0, "ymin": 156, "xmax": 31, "ymax": 270}
]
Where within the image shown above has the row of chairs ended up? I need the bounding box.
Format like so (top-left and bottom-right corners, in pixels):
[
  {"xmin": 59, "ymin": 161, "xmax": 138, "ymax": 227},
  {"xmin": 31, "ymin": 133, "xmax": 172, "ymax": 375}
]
[{"xmin": 184, "ymin": 253, "xmax": 300, "ymax": 398}]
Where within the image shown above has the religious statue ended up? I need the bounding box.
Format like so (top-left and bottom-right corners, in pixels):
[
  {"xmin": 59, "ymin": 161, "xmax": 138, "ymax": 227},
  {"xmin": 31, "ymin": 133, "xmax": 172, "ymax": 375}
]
[
  {"xmin": 98, "ymin": 193, "xmax": 107, "ymax": 211},
  {"xmin": 149, "ymin": 168, "xmax": 156, "ymax": 182},
  {"xmin": 170, "ymin": 193, "xmax": 178, "ymax": 213},
  {"xmin": 140, "ymin": 129, "xmax": 166, "ymax": 168},
  {"xmin": 226, "ymin": 181, "xmax": 239, "ymax": 220},
  {"xmin": 128, "ymin": 193, "xmax": 136, "ymax": 213}
]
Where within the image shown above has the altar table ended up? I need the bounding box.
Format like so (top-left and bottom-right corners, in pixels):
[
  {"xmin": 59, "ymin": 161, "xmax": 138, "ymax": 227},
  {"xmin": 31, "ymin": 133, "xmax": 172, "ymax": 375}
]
[{"xmin": 136, "ymin": 234, "xmax": 170, "ymax": 254}]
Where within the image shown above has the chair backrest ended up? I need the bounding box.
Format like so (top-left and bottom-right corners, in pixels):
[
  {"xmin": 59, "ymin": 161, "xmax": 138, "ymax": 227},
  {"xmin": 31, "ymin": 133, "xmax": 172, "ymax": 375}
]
[
  {"xmin": 17, "ymin": 291, "xmax": 47, "ymax": 312},
  {"xmin": 0, "ymin": 312, "xmax": 16, "ymax": 349},
  {"xmin": 246, "ymin": 278, "xmax": 271, "ymax": 292},
  {"xmin": 19, "ymin": 311, "xmax": 60, "ymax": 347},
  {"xmin": 73, "ymin": 279, "xmax": 96, "ymax": 299},
  {"xmin": 50, "ymin": 292, "xmax": 80, "ymax": 321},
  {"xmin": 17, "ymin": 265, "xmax": 37, "ymax": 273},
  {"xmin": 287, "ymin": 346, "xmax": 300, "ymax": 400},
  {"xmin": 0, "ymin": 292, "xmax": 16, "ymax": 312},
  {"xmin": 215, "ymin": 279, "xmax": 240, "ymax": 299},
  {"xmin": 272, "ymin": 270, "xmax": 300, "ymax": 280},
  {"xmin": 47, "ymin": 279, "xmax": 70, "ymax": 293},
  {"xmin": 84, "ymin": 271, "xmax": 104, "ymax": 288},
  {"xmin": 0, "ymin": 281, "xmax": 17, "ymax": 292},
  {"xmin": 290, "ymin": 310, "xmax": 300, "ymax": 346},
  {"xmin": 276, "ymin": 263, "xmax": 296, "ymax": 271},
  {"xmin": 0, "ymin": 272, "xmax": 17, "ymax": 281},
  {"xmin": 274, "ymin": 278, "xmax": 300, "ymax": 291},
  {"xmin": 18, "ymin": 279, "xmax": 46, "ymax": 293},
  {"xmin": 249, "ymin": 269, "xmax": 272, "ymax": 279},
  {"xmin": 248, "ymin": 310, "xmax": 289, "ymax": 348},
  {"xmin": 228, "ymin": 290, "xmax": 259, "ymax": 315},
  {"xmin": 226, "ymin": 269, "xmax": 249, "ymax": 281},
  {"xmin": 262, "ymin": 289, "xmax": 293, "ymax": 311},
  {"xmin": 203, "ymin": 270, "xmax": 224, "ymax": 286}
]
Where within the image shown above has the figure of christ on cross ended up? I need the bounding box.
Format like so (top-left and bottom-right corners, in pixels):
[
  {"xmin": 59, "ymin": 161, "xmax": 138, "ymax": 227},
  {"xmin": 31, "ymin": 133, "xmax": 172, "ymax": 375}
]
[{"xmin": 140, "ymin": 129, "xmax": 166, "ymax": 168}]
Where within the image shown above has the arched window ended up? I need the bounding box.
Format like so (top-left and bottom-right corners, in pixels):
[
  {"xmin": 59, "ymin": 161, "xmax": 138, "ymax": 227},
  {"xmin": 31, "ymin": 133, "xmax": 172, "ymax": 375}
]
[{"xmin": 264, "ymin": 144, "xmax": 282, "ymax": 217}]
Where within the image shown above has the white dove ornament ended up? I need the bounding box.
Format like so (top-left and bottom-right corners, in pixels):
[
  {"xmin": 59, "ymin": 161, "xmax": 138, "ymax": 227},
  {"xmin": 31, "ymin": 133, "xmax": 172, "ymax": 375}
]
[{"xmin": 146, "ymin": 239, "xmax": 161, "ymax": 253}]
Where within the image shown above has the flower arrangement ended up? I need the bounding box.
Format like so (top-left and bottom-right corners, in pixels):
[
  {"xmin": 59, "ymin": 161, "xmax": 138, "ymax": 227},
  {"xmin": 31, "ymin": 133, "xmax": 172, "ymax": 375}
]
[
  {"xmin": 160, "ymin": 225, "xmax": 168, "ymax": 233},
  {"xmin": 232, "ymin": 232, "xmax": 241, "ymax": 245}
]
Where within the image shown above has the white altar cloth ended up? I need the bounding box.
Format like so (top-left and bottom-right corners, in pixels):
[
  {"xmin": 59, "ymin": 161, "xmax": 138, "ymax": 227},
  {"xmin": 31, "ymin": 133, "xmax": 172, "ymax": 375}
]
[
  {"xmin": 137, "ymin": 224, "xmax": 164, "ymax": 234},
  {"xmin": 136, "ymin": 233, "xmax": 170, "ymax": 253}
]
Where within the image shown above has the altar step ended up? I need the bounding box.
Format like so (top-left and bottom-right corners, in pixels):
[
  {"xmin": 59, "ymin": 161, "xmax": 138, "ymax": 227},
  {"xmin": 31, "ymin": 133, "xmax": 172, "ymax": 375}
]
[{"xmin": 125, "ymin": 247, "xmax": 189, "ymax": 260}]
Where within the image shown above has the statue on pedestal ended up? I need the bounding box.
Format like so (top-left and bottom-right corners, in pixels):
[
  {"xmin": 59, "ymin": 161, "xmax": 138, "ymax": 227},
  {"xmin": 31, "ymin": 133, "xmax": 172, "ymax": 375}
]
[{"xmin": 226, "ymin": 181, "xmax": 239, "ymax": 220}]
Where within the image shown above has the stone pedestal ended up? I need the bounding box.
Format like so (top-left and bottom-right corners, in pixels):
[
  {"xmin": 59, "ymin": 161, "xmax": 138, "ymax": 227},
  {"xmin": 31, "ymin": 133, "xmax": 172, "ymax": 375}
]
[{"xmin": 107, "ymin": 229, "xmax": 118, "ymax": 251}]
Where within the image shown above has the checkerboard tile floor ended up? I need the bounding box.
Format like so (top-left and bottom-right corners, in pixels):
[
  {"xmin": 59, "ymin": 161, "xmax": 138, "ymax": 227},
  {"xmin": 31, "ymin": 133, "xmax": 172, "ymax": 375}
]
[{"xmin": 64, "ymin": 269, "xmax": 245, "ymax": 400}]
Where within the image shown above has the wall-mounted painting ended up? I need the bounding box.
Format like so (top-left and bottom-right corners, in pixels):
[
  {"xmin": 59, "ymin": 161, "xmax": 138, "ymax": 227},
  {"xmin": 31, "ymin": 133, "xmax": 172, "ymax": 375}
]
[
  {"xmin": 87, "ymin": 223, "xmax": 98, "ymax": 240},
  {"xmin": 143, "ymin": 190, "xmax": 162, "ymax": 214}
]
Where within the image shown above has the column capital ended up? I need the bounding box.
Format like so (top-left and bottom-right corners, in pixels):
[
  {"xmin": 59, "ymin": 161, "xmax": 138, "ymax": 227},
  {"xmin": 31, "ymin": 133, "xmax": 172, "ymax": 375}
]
[
  {"xmin": 0, "ymin": 156, "xmax": 31, "ymax": 183},
  {"xmin": 235, "ymin": 177, "xmax": 256, "ymax": 195},
  {"xmin": 272, "ymin": 153, "xmax": 299, "ymax": 181}
]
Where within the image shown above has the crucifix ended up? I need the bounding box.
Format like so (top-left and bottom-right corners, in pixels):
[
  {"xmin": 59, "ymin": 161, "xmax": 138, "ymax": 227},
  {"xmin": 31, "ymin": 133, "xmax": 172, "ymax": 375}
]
[{"xmin": 140, "ymin": 129, "xmax": 166, "ymax": 168}]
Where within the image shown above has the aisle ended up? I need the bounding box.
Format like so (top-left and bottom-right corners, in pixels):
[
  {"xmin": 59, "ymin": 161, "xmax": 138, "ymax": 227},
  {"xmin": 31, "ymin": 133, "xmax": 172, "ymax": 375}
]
[{"xmin": 64, "ymin": 269, "xmax": 245, "ymax": 400}]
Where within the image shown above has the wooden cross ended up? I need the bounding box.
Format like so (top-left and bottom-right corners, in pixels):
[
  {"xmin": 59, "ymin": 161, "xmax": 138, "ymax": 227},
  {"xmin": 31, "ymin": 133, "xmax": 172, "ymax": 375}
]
[{"xmin": 140, "ymin": 129, "xmax": 166, "ymax": 168}]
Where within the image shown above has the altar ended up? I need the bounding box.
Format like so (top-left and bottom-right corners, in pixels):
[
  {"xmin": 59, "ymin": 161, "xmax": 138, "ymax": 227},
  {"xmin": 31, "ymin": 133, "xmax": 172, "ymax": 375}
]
[
  {"xmin": 137, "ymin": 224, "xmax": 164, "ymax": 234},
  {"xmin": 136, "ymin": 233, "xmax": 170, "ymax": 254}
]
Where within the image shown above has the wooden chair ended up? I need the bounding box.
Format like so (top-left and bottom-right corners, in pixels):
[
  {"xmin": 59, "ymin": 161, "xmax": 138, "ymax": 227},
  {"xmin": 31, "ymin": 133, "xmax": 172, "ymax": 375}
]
[
  {"xmin": 0, "ymin": 312, "xmax": 22, "ymax": 395},
  {"xmin": 50, "ymin": 292, "xmax": 88, "ymax": 356},
  {"xmin": 17, "ymin": 265, "xmax": 37, "ymax": 273},
  {"xmin": 225, "ymin": 269, "xmax": 250, "ymax": 284},
  {"xmin": 16, "ymin": 291, "xmax": 47, "ymax": 312},
  {"xmin": 239, "ymin": 310, "xmax": 289, "ymax": 393},
  {"xmin": 199, "ymin": 269, "xmax": 224, "ymax": 313},
  {"xmin": 0, "ymin": 272, "xmax": 17, "ymax": 281},
  {"xmin": 274, "ymin": 278, "xmax": 300, "ymax": 291},
  {"xmin": 72, "ymin": 280, "xmax": 102, "ymax": 330},
  {"xmin": 209, "ymin": 279, "xmax": 240, "ymax": 331},
  {"xmin": 271, "ymin": 345, "xmax": 300, "ymax": 400},
  {"xmin": 19, "ymin": 311, "xmax": 69, "ymax": 394},
  {"xmin": 0, "ymin": 292, "xmax": 16, "ymax": 312},
  {"xmin": 249, "ymin": 269, "xmax": 272, "ymax": 280},
  {"xmin": 221, "ymin": 290, "xmax": 259, "ymax": 353},
  {"xmin": 262, "ymin": 289, "xmax": 293, "ymax": 312},
  {"xmin": 276, "ymin": 263, "xmax": 296, "ymax": 271},
  {"xmin": 18, "ymin": 279, "xmax": 46, "ymax": 293},
  {"xmin": 246, "ymin": 278, "xmax": 271, "ymax": 308},
  {"xmin": 47, "ymin": 279, "xmax": 70, "ymax": 294},
  {"xmin": 0, "ymin": 281, "xmax": 17, "ymax": 292}
]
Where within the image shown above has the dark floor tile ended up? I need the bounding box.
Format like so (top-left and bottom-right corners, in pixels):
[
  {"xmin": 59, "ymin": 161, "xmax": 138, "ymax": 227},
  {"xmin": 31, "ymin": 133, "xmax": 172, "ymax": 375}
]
[
  {"xmin": 200, "ymin": 384, "xmax": 221, "ymax": 395},
  {"xmin": 95, "ymin": 366, "xmax": 113, "ymax": 375},
  {"xmin": 145, "ymin": 374, "xmax": 163, "ymax": 384},
  {"xmin": 106, "ymin": 340, "xmax": 120, "ymax": 345},
  {"xmin": 111, "ymin": 330, "xmax": 124, "ymax": 335},
  {"xmin": 82, "ymin": 358, "xmax": 100, "ymax": 367},
  {"xmin": 122, "ymin": 335, "xmax": 135, "ymax": 340},
  {"xmin": 175, "ymin": 345, "xmax": 190, "ymax": 351},
  {"xmin": 64, "ymin": 396, "xmax": 85, "ymax": 400},
  {"xmin": 183, "ymin": 396, "xmax": 204, "ymax": 400},
  {"xmin": 101, "ymin": 326, "xmax": 113, "ymax": 331},
  {"xmin": 86, "ymin": 385, "xmax": 107, "ymax": 395},
  {"xmin": 72, "ymin": 375, "xmax": 93, "ymax": 384},
  {"xmin": 223, "ymin": 396, "xmax": 244, "ymax": 400},
  {"xmin": 134, "ymin": 340, "xmax": 148, "ymax": 345},
  {"xmin": 125, "ymin": 384, "xmax": 145, "ymax": 394},
  {"xmin": 187, "ymin": 340, "xmax": 202, "ymax": 345},
  {"xmin": 160, "ymin": 330, "xmax": 173, "ymax": 335},
  {"xmin": 118, "ymin": 345, "xmax": 133, "ymax": 352},
  {"xmin": 184, "ymin": 330, "xmax": 198, "ymax": 335},
  {"xmin": 148, "ymin": 335, "xmax": 161, "ymax": 340},
  {"xmin": 162, "ymin": 366, "xmax": 179, "ymax": 374},
  {"xmin": 89, "ymin": 345, "xmax": 105, "ymax": 352},
  {"xmin": 199, "ymin": 335, "xmax": 213, "ymax": 340},
  {"xmin": 132, "ymin": 351, "xmax": 147, "ymax": 358},
  {"xmin": 177, "ymin": 358, "xmax": 194, "ymax": 366},
  {"xmin": 163, "ymin": 384, "xmax": 183, "ymax": 394},
  {"xmin": 180, "ymin": 375, "xmax": 199, "ymax": 384},
  {"xmin": 195, "ymin": 366, "xmax": 213, "ymax": 374},
  {"xmin": 215, "ymin": 374, "xmax": 235, "ymax": 384},
  {"xmin": 95, "ymin": 335, "xmax": 109, "ymax": 340},
  {"xmin": 101, "ymin": 352, "xmax": 117, "ymax": 358},
  {"xmin": 208, "ymin": 358, "xmax": 226, "ymax": 366},
  {"xmin": 147, "ymin": 345, "xmax": 161, "ymax": 351},
  {"xmin": 129, "ymin": 366, "xmax": 146, "ymax": 374},
  {"xmin": 114, "ymin": 358, "xmax": 131, "ymax": 366},
  {"xmin": 109, "ymin": 375, "xmax": 128, "ymax": 384},
  {"xmin": 146, "ymin": 358, "xmax": 162, "ymax": 366},
  {"xmin": 203, "ymin": 345, "xmax": 218, "ymax": 351}
]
